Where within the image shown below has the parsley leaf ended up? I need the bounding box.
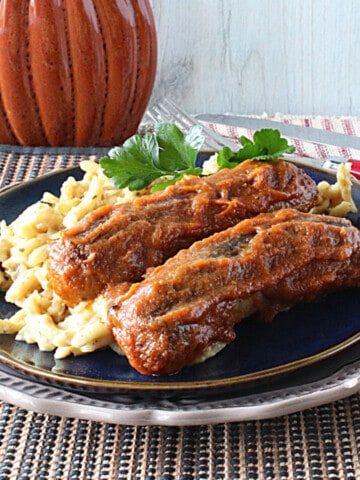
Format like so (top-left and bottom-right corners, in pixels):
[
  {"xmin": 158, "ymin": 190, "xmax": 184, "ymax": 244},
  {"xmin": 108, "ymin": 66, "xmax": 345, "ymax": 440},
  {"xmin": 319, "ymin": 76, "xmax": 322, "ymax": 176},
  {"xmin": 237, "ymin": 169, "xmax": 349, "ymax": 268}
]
[
  {"xmin": 217, "ymin": 128, "xmax": 295, "ymax": 169},
  {"xmin": 100, "ymin": 122, "xmax": 203, "ymax": 192}
]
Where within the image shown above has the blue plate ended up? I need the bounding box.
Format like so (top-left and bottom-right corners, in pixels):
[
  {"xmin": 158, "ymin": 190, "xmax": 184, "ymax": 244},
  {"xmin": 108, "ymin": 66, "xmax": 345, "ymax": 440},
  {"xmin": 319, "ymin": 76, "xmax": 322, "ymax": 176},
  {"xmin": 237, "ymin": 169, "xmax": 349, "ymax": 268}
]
[{"xmin": 1, "ymin": 161, "xmax": 360, "ymax": 397}]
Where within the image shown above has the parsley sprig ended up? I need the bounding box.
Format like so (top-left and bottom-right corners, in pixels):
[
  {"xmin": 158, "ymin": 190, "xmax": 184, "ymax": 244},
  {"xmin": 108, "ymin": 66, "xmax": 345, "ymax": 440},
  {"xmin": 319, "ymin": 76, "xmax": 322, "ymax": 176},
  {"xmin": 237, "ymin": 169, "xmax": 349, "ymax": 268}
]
[
  {"xmin": 217, "ymin": 129, "xmax": 295, "ymax": 169},
  {"xmin": 100, "ymin": 123, "xmax": 203, "ymax": 192},
  {"xmin": 100, "ymin": 124, "xmax": 295, "ymax": 192}
]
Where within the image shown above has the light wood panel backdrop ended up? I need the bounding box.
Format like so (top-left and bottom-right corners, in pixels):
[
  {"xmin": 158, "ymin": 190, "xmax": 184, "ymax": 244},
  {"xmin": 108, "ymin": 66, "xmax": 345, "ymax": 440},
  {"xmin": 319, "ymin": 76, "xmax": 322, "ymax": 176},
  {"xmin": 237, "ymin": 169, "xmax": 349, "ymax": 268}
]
[{"xmin": 149, "ymin": 0, "xmax": 360, "ymax": 116}]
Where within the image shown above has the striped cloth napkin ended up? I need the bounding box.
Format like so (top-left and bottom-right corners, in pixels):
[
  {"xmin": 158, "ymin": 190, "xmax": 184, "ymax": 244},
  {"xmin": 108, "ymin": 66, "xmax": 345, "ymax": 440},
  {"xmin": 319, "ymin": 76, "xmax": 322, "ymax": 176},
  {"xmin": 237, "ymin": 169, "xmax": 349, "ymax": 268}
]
[{"xmin": 204, "ymin": 114, "xmax": 360, "ymax": 162}]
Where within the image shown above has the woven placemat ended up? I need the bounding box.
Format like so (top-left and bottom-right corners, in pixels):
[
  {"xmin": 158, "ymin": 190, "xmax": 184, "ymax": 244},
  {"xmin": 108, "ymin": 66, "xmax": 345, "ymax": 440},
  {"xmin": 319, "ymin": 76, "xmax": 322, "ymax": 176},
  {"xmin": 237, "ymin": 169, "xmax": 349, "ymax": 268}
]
[
  {"xmin": 1, "ymin": 119, "xmax": 360, "ymax": 479},
  {"xmin": 1, "ymin": 398, "xmax": 360, "ymax": 479},
  {"xmin": 0, "ymin": 144, "xmax": 108, "ymax": 191}
]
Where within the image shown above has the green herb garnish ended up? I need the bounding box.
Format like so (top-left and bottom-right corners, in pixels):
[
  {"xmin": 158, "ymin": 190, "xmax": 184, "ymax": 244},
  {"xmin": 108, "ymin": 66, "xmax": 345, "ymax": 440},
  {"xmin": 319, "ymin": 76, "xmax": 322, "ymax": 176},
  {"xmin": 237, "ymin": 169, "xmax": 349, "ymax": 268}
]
[
  {"xmin": 100, "ymin": 122, "xmax": 204, "ymax": 192},
  {"xmin": 217, "ymin": 128, "xmax": 295, "ymax": 169},
  {"xmin": 100, "ymin": 124, "xmax": 295, "ymax": 192}
]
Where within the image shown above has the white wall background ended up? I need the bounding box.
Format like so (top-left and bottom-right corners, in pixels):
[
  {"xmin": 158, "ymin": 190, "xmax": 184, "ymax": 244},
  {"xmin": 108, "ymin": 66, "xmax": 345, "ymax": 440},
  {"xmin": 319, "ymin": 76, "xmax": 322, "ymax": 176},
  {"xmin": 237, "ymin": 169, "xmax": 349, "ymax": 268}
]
[{"xmin": 149, "ymin": 0, "xmax": 360, "ymax": 116}]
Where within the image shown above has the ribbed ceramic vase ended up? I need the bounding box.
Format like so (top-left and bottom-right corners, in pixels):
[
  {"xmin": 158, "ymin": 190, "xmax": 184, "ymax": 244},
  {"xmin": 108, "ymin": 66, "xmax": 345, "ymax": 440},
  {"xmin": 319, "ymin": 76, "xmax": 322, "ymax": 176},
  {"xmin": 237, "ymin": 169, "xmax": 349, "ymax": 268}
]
[{"xmin": 0, "ymin": 0, "xmax": 157, "ymax": 146}]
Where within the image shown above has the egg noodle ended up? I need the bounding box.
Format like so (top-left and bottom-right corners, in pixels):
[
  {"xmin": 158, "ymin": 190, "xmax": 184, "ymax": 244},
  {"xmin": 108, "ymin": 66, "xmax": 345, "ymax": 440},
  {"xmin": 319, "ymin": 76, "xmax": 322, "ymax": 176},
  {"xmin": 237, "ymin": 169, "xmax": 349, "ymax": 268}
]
[{"xmin": 0, "ymin": 159, "xmax": 357, "ymax": 359}]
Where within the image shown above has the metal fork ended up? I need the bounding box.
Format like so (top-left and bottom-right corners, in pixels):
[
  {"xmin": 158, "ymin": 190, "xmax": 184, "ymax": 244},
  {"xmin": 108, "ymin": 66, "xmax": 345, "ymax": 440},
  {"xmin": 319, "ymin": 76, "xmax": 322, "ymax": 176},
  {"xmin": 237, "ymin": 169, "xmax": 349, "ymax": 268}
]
[{"xmin": 143, "ymin": 98, "xmax": 239, "ymax": 152}]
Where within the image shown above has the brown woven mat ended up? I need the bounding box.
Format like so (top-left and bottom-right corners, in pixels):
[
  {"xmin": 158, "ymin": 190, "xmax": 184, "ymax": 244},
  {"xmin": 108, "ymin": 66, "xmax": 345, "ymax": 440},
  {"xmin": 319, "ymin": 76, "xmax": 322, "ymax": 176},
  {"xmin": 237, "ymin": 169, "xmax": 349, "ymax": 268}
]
[
  {"xmin": 1, "ymin": 140, "xmax": 360, "ymax": 479},
  {"xmin": 0, "ymin": 144, "xmax": 107, "ymax": 190},
  {"xmin": 1, "ymin": 399, "xmax": 360, "ymax": 479}
]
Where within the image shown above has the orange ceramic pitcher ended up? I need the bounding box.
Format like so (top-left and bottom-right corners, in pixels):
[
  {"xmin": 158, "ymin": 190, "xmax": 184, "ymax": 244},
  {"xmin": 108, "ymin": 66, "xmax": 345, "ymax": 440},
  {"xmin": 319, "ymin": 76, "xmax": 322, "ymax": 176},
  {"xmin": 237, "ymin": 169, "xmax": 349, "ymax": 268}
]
[{"xmin": 0, "ymin": 0, "xmax": 157, "ymax": 147}]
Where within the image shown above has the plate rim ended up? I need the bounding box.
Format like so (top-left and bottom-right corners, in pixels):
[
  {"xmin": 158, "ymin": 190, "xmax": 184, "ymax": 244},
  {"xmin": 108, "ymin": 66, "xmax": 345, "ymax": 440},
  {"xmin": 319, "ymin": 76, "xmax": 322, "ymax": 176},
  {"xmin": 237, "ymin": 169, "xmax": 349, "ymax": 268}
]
[
  {"xmin": 1, "ymin": 331, "xmax": 360, "ymax": 391},
  {"xmin": 1, "ymin": 357, "xmax": 360, "ymax": 425}
]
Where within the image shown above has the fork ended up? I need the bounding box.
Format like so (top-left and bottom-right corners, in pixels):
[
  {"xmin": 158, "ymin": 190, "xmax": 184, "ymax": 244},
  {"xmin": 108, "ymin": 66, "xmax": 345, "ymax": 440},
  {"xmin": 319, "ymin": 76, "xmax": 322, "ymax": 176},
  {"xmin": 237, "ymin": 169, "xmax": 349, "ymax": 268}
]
[{"xmin": 143, "ymin": 98, "xmax": 239, "ymax": 152}]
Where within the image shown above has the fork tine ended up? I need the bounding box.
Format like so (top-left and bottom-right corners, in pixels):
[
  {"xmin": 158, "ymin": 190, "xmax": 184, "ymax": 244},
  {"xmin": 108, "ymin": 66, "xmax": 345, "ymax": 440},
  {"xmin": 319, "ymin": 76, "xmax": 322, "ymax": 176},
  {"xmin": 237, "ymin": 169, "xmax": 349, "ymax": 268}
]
[
  {"xmin": 143, "ymin": 109, "xmax": 160, "ymax": 124},
  {"xmin": 161, "ymin": 99, "xmax": 239, "ymax": 151},
  {"xmin": 157, "ymin": 101, "xmax": 223, "ymax": 151},
  {"xmin": 146, "ymin": 103, "xmax": 219, "ymax": 151},
  {"xmin": 143, "ymin": 99, "xmax": 239, "ymax": 152}
]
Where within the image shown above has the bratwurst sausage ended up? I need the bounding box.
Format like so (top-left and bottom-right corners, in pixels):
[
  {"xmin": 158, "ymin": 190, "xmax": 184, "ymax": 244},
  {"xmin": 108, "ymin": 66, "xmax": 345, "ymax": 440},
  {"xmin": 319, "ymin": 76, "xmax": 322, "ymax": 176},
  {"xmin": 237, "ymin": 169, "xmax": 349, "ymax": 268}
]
[
  {"xmin": 48, "ymin": 160, "xmax": 318, "ymax": 306},
  {"xmin": 108, "ymin": 209, "xmax": 360, "ymax": 375}
]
